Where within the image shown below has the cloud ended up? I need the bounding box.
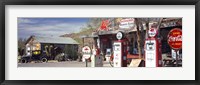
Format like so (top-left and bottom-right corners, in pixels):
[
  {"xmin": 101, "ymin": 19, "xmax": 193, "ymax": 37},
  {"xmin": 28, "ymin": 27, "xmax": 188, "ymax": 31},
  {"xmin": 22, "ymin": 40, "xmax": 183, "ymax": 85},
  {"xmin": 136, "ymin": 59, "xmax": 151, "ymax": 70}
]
[
  {"xmin": 19, "ymin": 22, "xmax": 85, "ymax": 32},
  {"xmin": 18, "ymin": 18, "xmax": 87, "ymax": 39}
]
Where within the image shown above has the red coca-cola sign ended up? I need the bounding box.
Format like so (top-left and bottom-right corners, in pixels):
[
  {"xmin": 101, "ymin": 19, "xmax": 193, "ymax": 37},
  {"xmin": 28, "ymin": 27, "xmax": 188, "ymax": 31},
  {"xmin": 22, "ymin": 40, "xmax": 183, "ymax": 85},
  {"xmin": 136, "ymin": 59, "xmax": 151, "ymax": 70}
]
[{"xmin": 167, "ymin": 28, "xmax": 182, "ymax": 50}]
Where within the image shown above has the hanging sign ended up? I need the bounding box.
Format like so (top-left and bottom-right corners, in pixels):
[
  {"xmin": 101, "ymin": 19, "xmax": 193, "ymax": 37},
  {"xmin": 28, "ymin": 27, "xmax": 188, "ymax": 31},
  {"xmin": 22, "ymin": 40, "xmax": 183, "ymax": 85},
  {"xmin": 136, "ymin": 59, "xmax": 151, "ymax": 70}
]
[
  {"xmin": 82, "ymin": 46, "xmax": 92, "ymax": 59},
  {"xmin": 160, "ymin": 19, "xmax": 182, "ymax": 28},
  {"xmin": 167, "ymin": 28, "xmax": 182, "ymax": 50},
  {"xmin": 119, "ymin": 18, "xmax": 135, "ymax": 29}
]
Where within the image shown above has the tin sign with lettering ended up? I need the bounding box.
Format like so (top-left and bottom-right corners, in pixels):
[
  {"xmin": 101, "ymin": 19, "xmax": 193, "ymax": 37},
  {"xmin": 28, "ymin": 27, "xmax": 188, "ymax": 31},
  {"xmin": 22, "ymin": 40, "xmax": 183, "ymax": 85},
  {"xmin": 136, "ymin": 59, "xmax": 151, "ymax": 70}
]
[
  {"xmin": 119, "ymin": 18, "xmax": 135, "ymax": 29},
  {"xmin": 167, "ymin": 28, "xmax": 182, "ymax": 50}
]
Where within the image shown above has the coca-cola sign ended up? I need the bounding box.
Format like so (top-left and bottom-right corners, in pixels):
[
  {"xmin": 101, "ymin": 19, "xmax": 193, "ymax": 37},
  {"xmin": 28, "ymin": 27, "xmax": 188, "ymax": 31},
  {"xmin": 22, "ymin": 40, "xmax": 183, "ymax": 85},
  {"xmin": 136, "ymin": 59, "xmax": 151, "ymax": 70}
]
[{"xmin": 167, "ymin": 28, "xmax": 182, "ymax": 50}]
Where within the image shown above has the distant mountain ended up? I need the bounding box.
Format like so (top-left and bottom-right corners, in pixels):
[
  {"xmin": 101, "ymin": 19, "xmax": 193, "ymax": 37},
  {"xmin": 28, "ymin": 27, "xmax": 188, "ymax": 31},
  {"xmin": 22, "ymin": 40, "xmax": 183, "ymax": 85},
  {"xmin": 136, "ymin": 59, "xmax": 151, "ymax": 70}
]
[
  {"xmin": 60, "ymin": 33, "xmax": 76, "ymax": 38},
  {"xmin": 60, "ymin": 28, "xmax": 95, "ymax": 48}
]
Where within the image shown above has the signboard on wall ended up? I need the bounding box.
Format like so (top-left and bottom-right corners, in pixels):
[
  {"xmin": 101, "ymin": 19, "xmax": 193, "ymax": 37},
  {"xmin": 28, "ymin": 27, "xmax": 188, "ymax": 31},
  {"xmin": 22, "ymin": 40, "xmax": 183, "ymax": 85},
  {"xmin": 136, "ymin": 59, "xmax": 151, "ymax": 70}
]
[
  {"xmin": 119, "ymin": 18, "xmax": 135, "ymax": 29},
  {"xmin": 160, "ymin": 19, "xmax": 182, "ymax": 28}
]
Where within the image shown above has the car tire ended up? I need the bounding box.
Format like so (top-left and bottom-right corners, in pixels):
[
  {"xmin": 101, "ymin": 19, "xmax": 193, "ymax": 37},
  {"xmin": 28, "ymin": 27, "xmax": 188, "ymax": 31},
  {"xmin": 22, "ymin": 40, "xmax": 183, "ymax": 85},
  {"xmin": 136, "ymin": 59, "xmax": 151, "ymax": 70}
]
[
  {"xmin": 21, "ymin": 59, "xmax": 26, "ymax": 63},
  {"xmin": 41, "ymin": 58, "xmax": 48, "ymax": 63}
]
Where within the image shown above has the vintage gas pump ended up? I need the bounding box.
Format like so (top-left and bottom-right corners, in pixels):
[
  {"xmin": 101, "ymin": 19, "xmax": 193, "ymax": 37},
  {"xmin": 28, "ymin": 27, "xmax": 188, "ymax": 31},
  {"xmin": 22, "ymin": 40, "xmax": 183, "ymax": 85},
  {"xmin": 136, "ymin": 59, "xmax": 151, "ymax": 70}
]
[
  {"xmin": 91, "ymin": 38, "xmax": 103, "ymax": 67},
  {"xmin": 145, "ymin": 28, "xmax": 162, "ymax": 67},
  {"xmin": 113, "ymin": 31, "xmax": 127, "ymax": 67}
]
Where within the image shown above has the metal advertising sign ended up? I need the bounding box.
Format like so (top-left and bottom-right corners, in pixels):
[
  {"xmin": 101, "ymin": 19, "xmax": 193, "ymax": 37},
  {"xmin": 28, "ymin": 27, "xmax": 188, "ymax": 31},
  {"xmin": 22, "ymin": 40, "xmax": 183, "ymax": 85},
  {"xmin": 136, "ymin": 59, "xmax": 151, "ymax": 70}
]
[
  {"xmin": 119, "ymin": 18, "xmax": 135, "ymax": 29},
  {"xmin": 82, "ymin": 46, "xmax": 92, "ymax": 59},
  {"xmin": 167, "ymin": 28, "xmax": 182, "ymax": 50}
]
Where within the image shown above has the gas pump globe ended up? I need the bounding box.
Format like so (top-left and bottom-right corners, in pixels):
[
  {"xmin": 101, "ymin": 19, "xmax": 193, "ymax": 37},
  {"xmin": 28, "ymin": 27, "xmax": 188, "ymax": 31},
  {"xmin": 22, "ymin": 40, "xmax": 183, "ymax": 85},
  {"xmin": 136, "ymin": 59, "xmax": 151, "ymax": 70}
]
[{"xmin": 145, "ymin": 28, "xmax": 162, "ymax": 67}]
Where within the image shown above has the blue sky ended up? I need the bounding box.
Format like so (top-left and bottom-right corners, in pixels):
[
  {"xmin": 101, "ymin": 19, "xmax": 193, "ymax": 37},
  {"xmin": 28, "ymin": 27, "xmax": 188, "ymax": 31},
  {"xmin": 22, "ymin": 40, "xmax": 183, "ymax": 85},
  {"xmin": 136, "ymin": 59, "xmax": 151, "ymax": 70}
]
[{"xmin": 18, "ymin": 18, "xmax": 89, "ymax": 39}]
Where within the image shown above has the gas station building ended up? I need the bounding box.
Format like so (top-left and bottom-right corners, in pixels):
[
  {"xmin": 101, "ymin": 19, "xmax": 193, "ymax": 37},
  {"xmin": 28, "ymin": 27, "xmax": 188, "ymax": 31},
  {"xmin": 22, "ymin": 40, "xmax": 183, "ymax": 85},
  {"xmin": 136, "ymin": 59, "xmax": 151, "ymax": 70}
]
[{"xmin": 82, "ymin": 18, "xmax": 182, "ymax": 67}]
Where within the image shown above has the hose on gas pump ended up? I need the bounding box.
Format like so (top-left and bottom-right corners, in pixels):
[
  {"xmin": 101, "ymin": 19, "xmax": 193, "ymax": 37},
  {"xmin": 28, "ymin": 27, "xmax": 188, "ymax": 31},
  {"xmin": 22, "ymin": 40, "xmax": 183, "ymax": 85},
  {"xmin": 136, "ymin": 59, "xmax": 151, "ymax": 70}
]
[{"xmin": 109, "ymin": 53, "xmax": 114, "ymax": 67}]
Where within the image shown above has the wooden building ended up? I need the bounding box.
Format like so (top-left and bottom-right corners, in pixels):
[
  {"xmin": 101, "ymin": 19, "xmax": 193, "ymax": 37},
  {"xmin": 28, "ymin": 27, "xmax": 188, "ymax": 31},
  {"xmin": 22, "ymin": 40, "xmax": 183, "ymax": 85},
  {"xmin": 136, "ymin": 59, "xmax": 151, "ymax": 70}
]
[{"xmin": 25, "ymin": 35, "xmax": 79, "ymax": 60}]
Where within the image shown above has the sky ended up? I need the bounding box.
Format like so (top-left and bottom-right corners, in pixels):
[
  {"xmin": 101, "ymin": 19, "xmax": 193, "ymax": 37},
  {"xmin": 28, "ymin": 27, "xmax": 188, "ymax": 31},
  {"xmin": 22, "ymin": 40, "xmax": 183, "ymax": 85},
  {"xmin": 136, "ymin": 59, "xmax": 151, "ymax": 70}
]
[{"xmin": 18, "ymin": 18, "xmax": 89, "ymax": 39}]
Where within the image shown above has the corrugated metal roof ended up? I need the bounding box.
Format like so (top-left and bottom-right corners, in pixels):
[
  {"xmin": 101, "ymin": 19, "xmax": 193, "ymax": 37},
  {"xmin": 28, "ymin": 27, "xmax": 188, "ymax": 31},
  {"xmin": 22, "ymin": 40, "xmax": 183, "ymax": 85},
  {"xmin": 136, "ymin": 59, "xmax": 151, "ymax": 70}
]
[{"xmin": 34, "ymin": 36, "xmax": 79, "ymax": 44}]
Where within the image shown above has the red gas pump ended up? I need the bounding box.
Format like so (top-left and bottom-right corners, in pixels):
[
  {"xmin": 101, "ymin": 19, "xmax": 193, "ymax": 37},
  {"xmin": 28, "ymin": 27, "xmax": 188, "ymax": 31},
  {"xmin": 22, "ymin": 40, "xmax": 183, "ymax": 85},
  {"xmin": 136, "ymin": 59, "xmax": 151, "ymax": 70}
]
[
  {"xmin": 145, "ymin": 28, "xmax": 162, "ymax": 67},
  {"xmin": 113, "ymin": 31, "xmax": 127, "ymax": 67}
]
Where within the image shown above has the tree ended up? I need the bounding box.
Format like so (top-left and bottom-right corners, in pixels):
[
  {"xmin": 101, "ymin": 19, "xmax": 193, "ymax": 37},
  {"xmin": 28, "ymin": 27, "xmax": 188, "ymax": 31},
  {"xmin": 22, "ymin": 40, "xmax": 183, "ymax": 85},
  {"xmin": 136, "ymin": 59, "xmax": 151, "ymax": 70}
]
[
  {"xmin": 134, "ymin": 18, "xmax": 163, "ymax": 59},
  {"xmin": 87, "ymin": 18, "xmax": 103, "ymax": 29},
  {"xmin": 18, "ymin": 38, "xmax": 27, "ymax": 56},
  {"xmin": 134, "ymin": 18, "xmax": 143, "ymax": 58}
]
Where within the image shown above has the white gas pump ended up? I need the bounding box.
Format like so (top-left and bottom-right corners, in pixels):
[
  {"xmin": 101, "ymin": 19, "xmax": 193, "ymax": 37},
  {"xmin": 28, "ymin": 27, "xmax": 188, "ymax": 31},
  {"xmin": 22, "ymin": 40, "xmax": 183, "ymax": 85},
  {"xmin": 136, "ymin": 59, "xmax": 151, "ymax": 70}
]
[
  {"xmin": 113, "ymin": 31, "xmax": 127, "ymax": 67},
  {"xmin": 145, "ymin": 28, "xmax": 162, "ymax": 67}
]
